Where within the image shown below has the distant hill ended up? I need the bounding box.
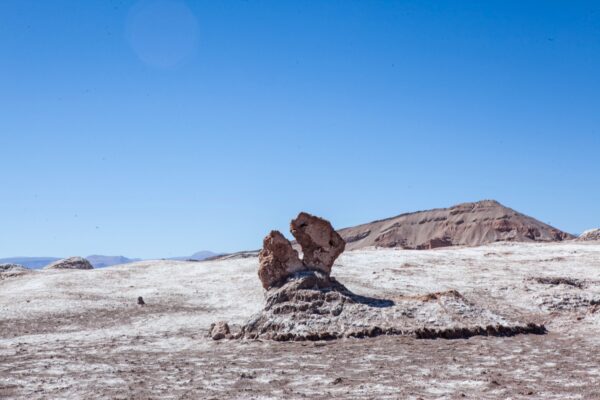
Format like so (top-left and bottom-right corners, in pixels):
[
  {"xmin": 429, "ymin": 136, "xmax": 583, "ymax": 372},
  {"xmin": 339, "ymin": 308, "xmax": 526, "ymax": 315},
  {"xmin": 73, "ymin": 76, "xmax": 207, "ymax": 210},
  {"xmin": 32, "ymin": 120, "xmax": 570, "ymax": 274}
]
[
  {"xmin": 85, "ymin": 255, "xmax": 140, "ymax": 268},
  {"xmin": 0, "ymin": 257, "xmax": 60, "ymax": 269},
  {"xmin": 0, "ymin": 255, "xmax": 139, "ymax": 269},
  {"xmin": 190, "ymin": 250, "xmax": 219, "ymax": 260},
  {"xmin": 170, "ymin": 250, "xmax": 220, "ymax": 261},
  {"xmin": 1, "ymin": 251, "xmax": 219, "ymax": 269},
  {"xmin": 338, "ymin": 200, "xmax": 574, "ymax": 250},
  {"xmin": 577, "ymin": 228, "xmax": 600, "ymax": 241}
]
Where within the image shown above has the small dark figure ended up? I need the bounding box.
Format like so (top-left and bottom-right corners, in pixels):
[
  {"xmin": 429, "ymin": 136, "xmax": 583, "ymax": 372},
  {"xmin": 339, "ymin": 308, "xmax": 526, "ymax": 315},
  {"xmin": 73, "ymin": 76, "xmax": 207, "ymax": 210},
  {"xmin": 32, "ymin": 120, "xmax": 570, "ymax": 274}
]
[{"xmin": 137, "ymin": 296, "xmax": 145, "ymax": 305}]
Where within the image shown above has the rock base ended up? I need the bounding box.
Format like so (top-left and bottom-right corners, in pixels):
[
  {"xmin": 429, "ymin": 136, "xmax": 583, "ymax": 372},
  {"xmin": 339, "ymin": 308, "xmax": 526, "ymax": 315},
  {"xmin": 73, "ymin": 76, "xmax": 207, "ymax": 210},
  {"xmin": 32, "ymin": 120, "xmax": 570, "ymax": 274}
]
[{"xmin": 236, "ymin": 272, "xmax": 545, "ymax": 341}]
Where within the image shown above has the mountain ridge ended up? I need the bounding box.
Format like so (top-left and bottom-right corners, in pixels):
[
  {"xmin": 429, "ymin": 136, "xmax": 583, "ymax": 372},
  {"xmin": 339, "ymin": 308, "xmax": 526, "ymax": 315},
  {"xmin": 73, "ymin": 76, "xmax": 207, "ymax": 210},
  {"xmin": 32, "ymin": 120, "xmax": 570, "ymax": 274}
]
[
  {"xmin": 0, "ymin": 251, "xmax": 218, "ymax": 269},
  {"xmin": 338, "ymin": 200, "xmax": 574, "ymax": 250}
]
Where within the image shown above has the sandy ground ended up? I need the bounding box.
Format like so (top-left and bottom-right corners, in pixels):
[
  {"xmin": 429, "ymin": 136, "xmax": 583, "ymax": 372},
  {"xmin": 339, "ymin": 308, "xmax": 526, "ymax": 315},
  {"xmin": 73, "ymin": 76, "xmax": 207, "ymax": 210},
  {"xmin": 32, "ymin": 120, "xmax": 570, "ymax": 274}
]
[{"xmin": 2, "ymin": 241, "xmax": 600, "ymax": 399}]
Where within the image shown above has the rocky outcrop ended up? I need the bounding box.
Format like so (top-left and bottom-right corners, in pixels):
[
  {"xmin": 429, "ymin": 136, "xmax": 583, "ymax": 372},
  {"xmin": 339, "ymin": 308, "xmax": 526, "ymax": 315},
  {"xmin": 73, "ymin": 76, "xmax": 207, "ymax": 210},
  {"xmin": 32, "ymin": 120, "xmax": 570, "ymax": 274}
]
[
  {"xmin": 240, "ymin": 270, "xmax": 545, "ymax": 341},
  {"xmin": 44, "ymin": 257, "xmax": 94, "ymax": 270},
  {"xmin": 290, "ymin": 212, "xmax": 345, "ymax": 275},
  {"xmin": 257, "ymin": 213, "xmax": 345, "ymax": 289},
  {"xmin": 210, "ymin": 321, "xmax": 231, "ymax": 340},
  {"xmin": 0, "ymin": 263, "xmax": 29, "ymax": 272},
  {"xmin": 258, "ymin": 231, "xmax": 304, "ymax": 289},
  {"xmin": 339, "ymin": 200, "xmax": 575, "ymax": 250},
  {"xmin": 215, "ymin": 212, "xmax": 547, "ymax": 342},
  {"xmin": 577, "ymin": 229, "xmax": 600, "ymax": 241},
  {"xmin": 0, "ymin": 264, "xmax": 31, "ymax": 279},
  {"xmin": 210, "ymin": 213, "xmax": 546, "ymax": 341},
  {"xmin": 416, "ymin": 236, "xmax": 453, "ymax": 250}
]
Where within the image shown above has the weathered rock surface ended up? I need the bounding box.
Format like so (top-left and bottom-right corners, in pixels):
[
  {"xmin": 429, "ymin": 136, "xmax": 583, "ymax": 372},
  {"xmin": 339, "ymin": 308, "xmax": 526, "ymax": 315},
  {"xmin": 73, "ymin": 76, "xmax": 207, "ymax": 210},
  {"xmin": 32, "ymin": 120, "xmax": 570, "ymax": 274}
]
[
  {"xmin": 241, "ymin": 271, "xmax": 544, "ymax": 341},
  {"xmin": 257, "ymin": 213, "xmax": 345, "ymax": 289},
  {"xmin": 290, "ymin": 212, "xmax": 345, "ymax": 274},
  {"xmin": 239, "ymin": 212, "xmax": 546, "ymax": 341},
  {"xmin": 258, "ymin": 231, "xmax": 304, "ymax": 289},
  {"xmin": 44, "ymin": 257, "xmax": 94, "ymax": 270},
  {"xmin": 0, "ymin": 263, "xmax": 29, "ymax": 272},
  {"xmin": 339, "ymin": 200, "xmax": 575, "ymax": 250},
  {"xmin": 0, "ymin": 263, "xmax": 31, "ymax": 279},
  {"xmin": 227, "ymin": 212, "xmax": 549, "ymax": 342},
  {"xmin": 210, "ymin": 321, "xmax": 231, "ymax": 340},
  {"xmin": 578, "ymin": 228, "xmax": 600, "ymax": 241}
]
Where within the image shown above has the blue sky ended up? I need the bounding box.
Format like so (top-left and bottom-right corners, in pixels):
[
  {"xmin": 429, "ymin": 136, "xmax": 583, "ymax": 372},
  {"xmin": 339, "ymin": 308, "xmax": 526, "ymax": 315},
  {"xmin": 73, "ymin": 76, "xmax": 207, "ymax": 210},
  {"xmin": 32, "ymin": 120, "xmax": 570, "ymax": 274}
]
[{"xmin": 1, "ymin": 0, "xmax": 598, "ymax": 258}]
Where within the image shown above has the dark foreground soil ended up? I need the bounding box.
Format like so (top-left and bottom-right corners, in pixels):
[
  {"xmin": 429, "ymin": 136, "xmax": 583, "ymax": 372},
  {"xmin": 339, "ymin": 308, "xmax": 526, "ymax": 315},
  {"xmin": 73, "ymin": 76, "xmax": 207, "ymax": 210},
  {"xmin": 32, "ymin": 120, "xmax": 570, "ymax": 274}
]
[{"xmin": 2, "ymin": 331, "xmax": 599, "ymax": 399}]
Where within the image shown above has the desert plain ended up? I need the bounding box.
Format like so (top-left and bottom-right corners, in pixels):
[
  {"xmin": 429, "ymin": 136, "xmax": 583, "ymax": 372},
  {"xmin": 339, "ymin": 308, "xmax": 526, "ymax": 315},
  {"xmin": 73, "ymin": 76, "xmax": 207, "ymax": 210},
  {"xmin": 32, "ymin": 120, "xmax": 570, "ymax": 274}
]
[{"xmin": 2, "ymin": 240, "xmax": 600, "ymax": 399}]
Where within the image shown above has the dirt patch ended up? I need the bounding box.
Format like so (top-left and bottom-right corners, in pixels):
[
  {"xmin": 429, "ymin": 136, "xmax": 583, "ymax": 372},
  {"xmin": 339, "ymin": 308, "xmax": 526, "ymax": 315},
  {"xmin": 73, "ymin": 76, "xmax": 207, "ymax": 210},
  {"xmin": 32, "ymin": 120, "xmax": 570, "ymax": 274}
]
[
  {"xmin": 0, "ymin": 304, "xmax": 213, "ymax": 339},
  {"xmin": 1, "ymin": 333, "xmax": 598, "ymax": 399},
  {"xmin": 530, "ymin": 276, "xmax": 585, "ymax": 289},
  {"xmin": 536, "ymin": 293, "xmax": 600, "ymax": 312}
]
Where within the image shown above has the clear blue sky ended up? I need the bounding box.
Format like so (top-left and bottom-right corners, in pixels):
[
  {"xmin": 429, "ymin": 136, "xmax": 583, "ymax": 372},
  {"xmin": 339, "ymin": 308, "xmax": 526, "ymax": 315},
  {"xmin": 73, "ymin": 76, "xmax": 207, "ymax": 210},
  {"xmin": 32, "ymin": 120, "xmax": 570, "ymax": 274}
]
[{"xmin": 1, "ymin": 0, "xmax": 598, "ymax": 258}]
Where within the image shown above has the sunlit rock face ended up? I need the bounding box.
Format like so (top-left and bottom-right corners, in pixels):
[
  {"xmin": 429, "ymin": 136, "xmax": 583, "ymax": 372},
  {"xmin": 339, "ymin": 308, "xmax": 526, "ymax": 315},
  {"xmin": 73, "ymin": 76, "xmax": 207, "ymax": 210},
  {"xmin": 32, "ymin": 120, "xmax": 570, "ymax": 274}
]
[
  {"xmin": 257, "ymin": 213, "xmax": 345, "ymax": 289},
  {"xmin": 258, "ymin": 231, "xmax": 304, "ymax": 290},
  {"xmin": 290, "ymin": 212, "xmax": 345, "ymax": 276},
  {"xmin": 578, "ymin": 229, "xmax": 600, "ymax": 241},
  {"xmin": 44, "ymin": 257, "xmax": 93, "ymax": 270}
]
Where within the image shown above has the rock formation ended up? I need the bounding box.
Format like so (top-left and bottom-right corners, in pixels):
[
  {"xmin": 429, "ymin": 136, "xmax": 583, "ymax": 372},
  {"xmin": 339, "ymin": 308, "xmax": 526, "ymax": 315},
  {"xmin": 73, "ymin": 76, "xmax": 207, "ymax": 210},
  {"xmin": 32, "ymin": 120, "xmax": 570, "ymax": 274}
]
[
  {"xmin": 578, "ymin": 229, "xmax": 600, "ymax": 241},
  {"xmin": 210, "ymin": 321, "xmax": 231, "ymax": 340},
  {"xmin": 258, "ymin": 231, "xmax": 304, "ymax": 289},
  {"xmin": 0, "ymin": 263, "xmax": 29, "ymax": 272},
  {"xmin": 225, "ymin": 212, "xmax": 546, "ymax": 342},
  {"xmin": 0, "ymin": 263, "xmax": 31, "ymax": 279},
  {"xmin": 290, "ymin": 212, "xmax": 345, "ymax": 275},
  {"xmin": 257, "ymin": 212, "xmax": 345, "ymax": 289},
  {"xmin": 44, "ymin": 257, "xmax": 94, "ymax": 270},
  {"xmin": 240, "ymin": 269, "xmax": 545, "ymax": 341}
]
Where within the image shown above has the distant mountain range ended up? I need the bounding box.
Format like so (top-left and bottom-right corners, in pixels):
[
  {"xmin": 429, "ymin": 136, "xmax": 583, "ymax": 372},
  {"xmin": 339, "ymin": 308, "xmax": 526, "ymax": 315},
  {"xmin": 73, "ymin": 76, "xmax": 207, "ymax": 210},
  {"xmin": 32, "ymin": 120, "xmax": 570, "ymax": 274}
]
[
  {"xmin": 168, "ymin": 250, "xmax": 220, "ymax": 261},
  {"xmin": 85, "ymin": 255, "xmax": 141, "ymax": 268},
  {"xmin": 0, "ymin": 257, "xmax": 61, "ymax": 269},
  {"xmin": 0, "ymin": 250, "xmax": 219, "ymax": 269},
  {"xmin": 0, "ymin": 256, "xmax": 140, "ymax": 269}
]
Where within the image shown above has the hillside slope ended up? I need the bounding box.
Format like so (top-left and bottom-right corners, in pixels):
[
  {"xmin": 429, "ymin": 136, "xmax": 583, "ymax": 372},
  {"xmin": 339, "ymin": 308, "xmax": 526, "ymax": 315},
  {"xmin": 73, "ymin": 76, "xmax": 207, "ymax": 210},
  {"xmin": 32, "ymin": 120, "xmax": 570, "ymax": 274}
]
[
  {"xmin": 0, "ymin": 257, "xmax": 60, "ymax": 269},
  {"xmin": 339, "ymin": 200, "xmax": 574, "ymax": 250}
]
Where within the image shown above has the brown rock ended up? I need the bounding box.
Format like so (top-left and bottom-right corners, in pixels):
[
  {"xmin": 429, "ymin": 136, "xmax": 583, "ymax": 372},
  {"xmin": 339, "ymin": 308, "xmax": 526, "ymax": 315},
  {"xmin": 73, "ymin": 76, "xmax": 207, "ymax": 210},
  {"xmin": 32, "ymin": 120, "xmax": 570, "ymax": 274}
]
[
  {"xmin": 338, "ymin": 200, "xmax": 575, "ymax": 251},
  {"xmin": 416, "ymin": 237, "xmax": 453, "ymax": 250},
  {"xmin": 0, "ymin": 264, "xmax": 31, "ymax": 279},
  {"xmin": 44, "ymin": 257, "xmax": 93, "ymax": 270},
  {"xmin": 578, "ymin": 228, "xmax": 600, "ymax": 241},
  {"xmin": 290, "ymin": 212, "xmax": 345, "ymax": 275},
  {"xmin": 210, "ymin": 321, "xmax": 230, "ymax": 340},
  {"xmin": 258, "ymin": 231, "xmax": 304, "ymax": 289}
]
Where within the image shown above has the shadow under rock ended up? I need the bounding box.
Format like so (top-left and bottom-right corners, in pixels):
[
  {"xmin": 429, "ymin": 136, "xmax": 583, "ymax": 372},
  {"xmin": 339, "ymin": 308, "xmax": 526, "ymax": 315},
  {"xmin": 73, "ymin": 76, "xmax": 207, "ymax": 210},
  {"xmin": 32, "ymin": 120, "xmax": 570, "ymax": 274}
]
[{"xmin": 268, "ymin": 270, "xmax": 395, "ymax": 309}]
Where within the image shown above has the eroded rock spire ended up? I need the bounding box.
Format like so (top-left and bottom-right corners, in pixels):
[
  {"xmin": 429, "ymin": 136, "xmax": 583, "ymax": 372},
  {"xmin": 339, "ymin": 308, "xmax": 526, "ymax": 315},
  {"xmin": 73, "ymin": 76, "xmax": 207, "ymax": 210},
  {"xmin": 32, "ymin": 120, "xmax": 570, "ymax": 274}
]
[
  {"xmin": 258, "ymin": 230, "xmax": 304, "ymax": 289},
  {"xmin": 257, "ymin": 212, "xmax": 346, "ymax": 289}
]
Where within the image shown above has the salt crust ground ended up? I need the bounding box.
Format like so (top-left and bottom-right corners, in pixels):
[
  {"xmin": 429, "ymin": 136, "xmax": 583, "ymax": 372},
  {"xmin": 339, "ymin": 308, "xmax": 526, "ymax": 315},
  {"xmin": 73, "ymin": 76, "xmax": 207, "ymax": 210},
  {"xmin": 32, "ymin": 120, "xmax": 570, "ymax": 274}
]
[{"xmin": 1, "ymin": 241, "xmax": 600, "ymax": 399}]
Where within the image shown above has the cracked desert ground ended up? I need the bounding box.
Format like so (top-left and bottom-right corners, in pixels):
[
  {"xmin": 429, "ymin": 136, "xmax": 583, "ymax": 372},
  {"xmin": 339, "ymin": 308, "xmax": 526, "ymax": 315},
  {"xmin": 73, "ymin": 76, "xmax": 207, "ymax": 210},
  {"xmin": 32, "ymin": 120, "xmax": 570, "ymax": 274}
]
[{"xmin": 2, "ymin": 241, "xmax": 600, "ymax": 399}]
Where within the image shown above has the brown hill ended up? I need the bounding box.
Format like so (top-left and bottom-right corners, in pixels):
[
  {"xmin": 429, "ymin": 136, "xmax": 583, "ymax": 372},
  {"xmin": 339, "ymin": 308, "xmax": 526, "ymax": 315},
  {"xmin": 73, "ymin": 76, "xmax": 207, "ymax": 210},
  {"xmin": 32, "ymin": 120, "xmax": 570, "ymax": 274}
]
[{"xmin": 339, "ymin": 200, "xmax": 574, "ymax": 250}]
